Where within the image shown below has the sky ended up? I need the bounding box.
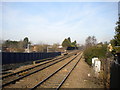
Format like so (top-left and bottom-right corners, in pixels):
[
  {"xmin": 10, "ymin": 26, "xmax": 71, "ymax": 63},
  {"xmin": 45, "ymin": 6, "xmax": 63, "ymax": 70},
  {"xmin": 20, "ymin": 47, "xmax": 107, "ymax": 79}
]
[{"xmin": 1, "ymin": 2, "xmax": 118, "ymax": 45}]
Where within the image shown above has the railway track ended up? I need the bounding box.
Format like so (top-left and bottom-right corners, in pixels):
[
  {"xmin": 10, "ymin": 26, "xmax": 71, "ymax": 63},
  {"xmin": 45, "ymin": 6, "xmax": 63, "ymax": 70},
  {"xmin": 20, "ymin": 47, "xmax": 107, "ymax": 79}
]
[
  {"xmin": 31, "ymin": 52, "xmax": 82, "ymax": 89},
  {"xmin": 2, "ymin": 57, "xmax": 60, "ymax": 79},
  {"xmin": 1, "ymin": 57, "xmax": 53, "ymax": 76},
  {"xmin": 2, "ymin": 50, "xmax": 79, "ymax": 88}
]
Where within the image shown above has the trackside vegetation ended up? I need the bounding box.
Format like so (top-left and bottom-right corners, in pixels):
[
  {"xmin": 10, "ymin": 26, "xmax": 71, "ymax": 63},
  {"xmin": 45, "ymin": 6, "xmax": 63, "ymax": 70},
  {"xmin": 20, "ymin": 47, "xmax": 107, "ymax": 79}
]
[
  {"xmin": 83, "ymin": 36, "xmax": 109, "ymax": 65},
  {"xmin": 62, "ymin": 37, "xmax": 77, "ymax": 48},
  {"xmin": 84, "ymin": 44, "xmax": 108, "ymax": 65},
  {"xmin": 110, "ymin": 17, "xmax": 120, "ymax": 53}
]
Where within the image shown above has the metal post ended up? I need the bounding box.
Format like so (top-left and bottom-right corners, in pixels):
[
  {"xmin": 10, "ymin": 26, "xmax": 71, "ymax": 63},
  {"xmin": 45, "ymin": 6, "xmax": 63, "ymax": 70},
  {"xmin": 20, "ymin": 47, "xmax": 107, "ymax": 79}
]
[
  {"xmin": 118, "ymin": 1, "xmax": 120, "ymax": 24},
  {"xmin": 47, "ymin": 46, "xmax": 48, "ymax": 53}
]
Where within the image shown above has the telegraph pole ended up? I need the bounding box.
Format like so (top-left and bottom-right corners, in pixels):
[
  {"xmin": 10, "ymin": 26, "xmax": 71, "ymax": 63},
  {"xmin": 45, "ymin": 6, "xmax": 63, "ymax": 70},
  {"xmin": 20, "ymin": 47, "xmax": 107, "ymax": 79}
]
[{"xmin": 118, "ymin": 1, "xmax": 120, "ymax": 23}]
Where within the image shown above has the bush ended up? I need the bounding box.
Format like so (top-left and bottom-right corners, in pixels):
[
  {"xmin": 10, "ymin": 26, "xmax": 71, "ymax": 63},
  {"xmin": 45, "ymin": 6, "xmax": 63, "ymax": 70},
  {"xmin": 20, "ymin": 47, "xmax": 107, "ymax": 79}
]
[
  {"xmin": 114, "ymin": 47, "xmax": 120, "ymax": 53},
  {"xmin": 83, "ymin": 44, "xmax": 107, "ymax": 65}
]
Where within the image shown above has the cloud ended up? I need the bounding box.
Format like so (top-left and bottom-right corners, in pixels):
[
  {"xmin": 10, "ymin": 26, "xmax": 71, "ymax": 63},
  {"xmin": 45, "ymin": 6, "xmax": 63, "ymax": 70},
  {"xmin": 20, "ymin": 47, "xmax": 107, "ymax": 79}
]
[
  {"xmin": 2, "ymin": 2, "xmax": 117, "ymax": 44},
  {"xmin": 2, "ymin": 0, "xmax": 119, "ymax": 2}
]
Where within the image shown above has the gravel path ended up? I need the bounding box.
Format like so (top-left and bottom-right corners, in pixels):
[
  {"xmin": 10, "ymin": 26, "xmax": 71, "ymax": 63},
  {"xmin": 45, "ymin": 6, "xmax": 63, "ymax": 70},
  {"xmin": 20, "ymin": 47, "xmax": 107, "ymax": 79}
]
[{"xmin": 61, "ymin": 56, "xmax": 104, "ymax": 88}]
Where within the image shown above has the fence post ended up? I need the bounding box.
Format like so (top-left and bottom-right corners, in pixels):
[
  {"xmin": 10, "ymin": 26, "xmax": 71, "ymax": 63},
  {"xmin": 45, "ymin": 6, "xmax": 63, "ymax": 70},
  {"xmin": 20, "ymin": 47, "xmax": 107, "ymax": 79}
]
[{"xmin": 33, "ymin": 61, "xmax": 36, "ymax": 65}]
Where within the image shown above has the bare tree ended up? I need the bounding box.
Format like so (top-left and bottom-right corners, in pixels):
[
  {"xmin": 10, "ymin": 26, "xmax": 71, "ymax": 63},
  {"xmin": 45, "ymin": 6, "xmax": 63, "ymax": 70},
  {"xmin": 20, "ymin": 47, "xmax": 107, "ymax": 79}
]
[
  {"xmin": 91, "ymin": 36, "xmax": 97, "ymax": 45},
  {"xmin": 85, "ymin": 36, "xmax": 97, "ymax": 48},
  {"xmin": 51, "ymin": 43, "xmax": 60, "ymax": 52}
]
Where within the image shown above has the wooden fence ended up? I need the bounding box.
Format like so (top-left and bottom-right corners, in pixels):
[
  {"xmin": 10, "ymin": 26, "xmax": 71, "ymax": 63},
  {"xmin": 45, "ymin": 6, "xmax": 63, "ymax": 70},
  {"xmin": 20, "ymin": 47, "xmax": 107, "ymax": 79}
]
[{"xmin": 110, "ymin": 53, "xmax": 120, "ymax": 88}]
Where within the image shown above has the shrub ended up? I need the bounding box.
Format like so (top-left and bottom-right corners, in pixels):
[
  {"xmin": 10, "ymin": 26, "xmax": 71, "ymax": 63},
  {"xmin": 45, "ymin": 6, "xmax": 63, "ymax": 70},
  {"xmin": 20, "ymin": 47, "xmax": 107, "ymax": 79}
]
[{"xmin": 83, "ymin": 44, "xmax": 107, "ymax": 65}]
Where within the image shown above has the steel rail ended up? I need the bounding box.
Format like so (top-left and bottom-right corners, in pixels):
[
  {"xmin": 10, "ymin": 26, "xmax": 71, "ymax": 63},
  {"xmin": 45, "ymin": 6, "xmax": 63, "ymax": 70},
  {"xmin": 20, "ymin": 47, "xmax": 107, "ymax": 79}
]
[
  {"xmin": 2, "ymin": 57, "xmax": 53, "ymax": 79},
  {"xmin": 30, "ymin": 52, "xmax": 81, "ymax": 90},
  {"xmin": 2, "ymin": 51, "xmax": 78, "ymax": 88},
  {"xmin": 56, "ymin": 53, "xmax": 83, "ymax": 90},
  {"xmin": 2, "ymin": 56, "xmax": 62, "ymax": 79}
]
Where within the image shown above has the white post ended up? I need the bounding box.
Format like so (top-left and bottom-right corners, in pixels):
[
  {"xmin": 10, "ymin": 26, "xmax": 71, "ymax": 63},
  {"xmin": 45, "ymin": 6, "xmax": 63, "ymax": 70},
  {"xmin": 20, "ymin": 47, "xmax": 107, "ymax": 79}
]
[
  {"xmin": 27, "ymin": 44, "xmax": 30, "ymax": 53},
  {"xmin": 47, "ymin": 46, "xmax": 48, "ymax": 53}
]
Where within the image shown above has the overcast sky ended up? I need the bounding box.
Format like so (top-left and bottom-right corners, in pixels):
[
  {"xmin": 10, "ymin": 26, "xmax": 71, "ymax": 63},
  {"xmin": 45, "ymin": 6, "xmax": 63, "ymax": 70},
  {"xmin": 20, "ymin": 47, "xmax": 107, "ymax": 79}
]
[{"xmin": 2, "ymin": 2, "xmax": 118, "ymax": 45}]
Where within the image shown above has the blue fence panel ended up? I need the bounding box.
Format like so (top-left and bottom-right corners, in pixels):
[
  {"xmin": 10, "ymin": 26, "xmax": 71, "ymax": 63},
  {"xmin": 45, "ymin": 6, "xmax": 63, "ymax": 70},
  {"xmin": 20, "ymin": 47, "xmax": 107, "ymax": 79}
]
[{"xmin": 2, "ymin": 52, "xmax": 61, "ymax": 64}]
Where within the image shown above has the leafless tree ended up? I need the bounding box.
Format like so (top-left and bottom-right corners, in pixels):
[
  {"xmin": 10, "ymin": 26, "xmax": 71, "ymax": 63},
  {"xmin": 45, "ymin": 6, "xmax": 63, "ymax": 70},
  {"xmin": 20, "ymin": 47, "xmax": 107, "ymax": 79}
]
[{"xmin": 85, "ymin": 36, "xmax": 97, "ymax": 48}]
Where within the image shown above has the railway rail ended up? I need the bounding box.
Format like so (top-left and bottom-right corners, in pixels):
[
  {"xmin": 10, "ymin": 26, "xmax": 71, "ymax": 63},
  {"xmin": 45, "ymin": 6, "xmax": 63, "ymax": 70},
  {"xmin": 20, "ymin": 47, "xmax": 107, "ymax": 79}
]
[
  {"xmin": 2, "ymin": 50, "xmax": 79, "ymax": 88},
  {"xmin": 1, "ymin": 57, "xmax": 53, "ymax": 76},
  {"xmin": 2, "ymin": 56, "xmax": 60, "ymax": 79},
  {"xmin": 31, "ymin": 52, "xmax": 82, "ymax": 89}
]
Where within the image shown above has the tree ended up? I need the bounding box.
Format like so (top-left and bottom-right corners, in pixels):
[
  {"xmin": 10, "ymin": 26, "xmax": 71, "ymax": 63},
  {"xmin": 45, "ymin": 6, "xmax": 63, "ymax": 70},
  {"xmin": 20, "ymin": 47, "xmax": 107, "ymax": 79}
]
[
  {"xmin": 114, "ymin": 17, "xmax": 120, "ymax": 46},
  {"xmin": 91, "ymin": 36, "xmax": 97, "ymax": 45},
  {"xmin": 85, "ymin": 36, "xmax": 91, "ymax": 46},
  {"xmin": 84, "ymin": 43, "xmax": 107, "ymax": 65},
  {"xmin": 2, "ymin": 37, "xmax": 31, "ymax": 52},
  {"xmin": 3, "ymin": 40, "xmax": 19, "ymax": 48},
  {"xmin": 52, "ymin": 43, "xmax": 59, "ymax": 49},
  {"xmin": 62, "ymin": 38, "xmax": 72, "ymax": 48},
  {"xmin": 62, "ymin": 37, "xmax": 78, "ymax": 49},
  {"xmin": 68, "ymin": 37, "xmax": 71, "ymax": 43},
  {"xmin": 71, "ymin": 40, "xmax": 77, "ymax": 47},
  {"xmin": 85, "ymin": 36, "xmax": 97, "ymax": 48},
  {"xmin": 23, "ymin": 37, "xmax": 30, "ymax": 49},
  {"xmin": 110, "ymin": 17, "xmax": 120, "ymax": 53}
]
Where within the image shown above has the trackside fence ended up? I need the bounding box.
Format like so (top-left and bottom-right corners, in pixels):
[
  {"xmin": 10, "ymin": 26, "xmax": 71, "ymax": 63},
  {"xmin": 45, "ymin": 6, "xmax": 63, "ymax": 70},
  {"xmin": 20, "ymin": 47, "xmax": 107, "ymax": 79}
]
[
  {"xmin": 2, "ymin": 52, "xmax": 61, "ymax": 64},
  {"xmin": 110, "ymin": 53, "xmax": 120, "ymax": 88}
]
